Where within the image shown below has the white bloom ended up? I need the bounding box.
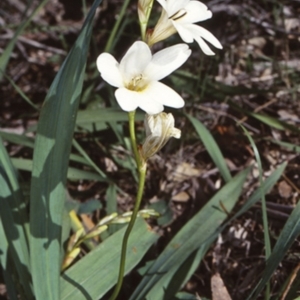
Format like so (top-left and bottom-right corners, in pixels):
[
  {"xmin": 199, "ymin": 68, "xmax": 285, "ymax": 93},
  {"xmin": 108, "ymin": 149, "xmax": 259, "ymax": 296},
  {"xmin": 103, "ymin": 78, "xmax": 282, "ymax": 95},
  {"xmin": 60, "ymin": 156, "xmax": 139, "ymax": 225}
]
[
  {"xmin": 97, "ymin": 41, "xmax": 191, "ymax": 114},
  {"xmin": 149, "ymin": 0, "xmax": 222, "ymax": 55},
  {"xmin": 141, "ymin": 112, "xmax": 181, "ymax": 161}
]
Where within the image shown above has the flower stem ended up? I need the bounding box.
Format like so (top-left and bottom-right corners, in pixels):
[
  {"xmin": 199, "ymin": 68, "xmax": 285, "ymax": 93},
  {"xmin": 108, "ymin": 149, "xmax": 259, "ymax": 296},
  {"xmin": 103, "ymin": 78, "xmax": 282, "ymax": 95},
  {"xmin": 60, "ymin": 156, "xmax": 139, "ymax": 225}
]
[
  {"xmin": 109, "ymin": 112, "xmax": 147, "ymax": 300},
  {"xmin": 139, "ymin": 0, "xmax": 154, "ymax": 42},
  {"xmin": 128, "ymin": 111, "xmax": 140, "ymax": 167},
  {"xmin": 104, "ymin": 0, "xmax": 131, "ymax": 52}
]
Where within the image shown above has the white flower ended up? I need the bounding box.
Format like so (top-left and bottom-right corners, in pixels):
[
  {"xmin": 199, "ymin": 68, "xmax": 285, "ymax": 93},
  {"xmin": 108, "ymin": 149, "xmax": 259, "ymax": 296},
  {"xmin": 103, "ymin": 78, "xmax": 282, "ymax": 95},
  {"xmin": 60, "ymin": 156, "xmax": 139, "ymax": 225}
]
[
  {"xmin": 97, "ymin": 41, "xmax": 191, "ymax": 114},
  {"xmin": 141, "ymin": 112, "xmax": 181, "ymax": 161},
  {"xmin": 148, "ymin": 0, "xmax": 222, "ymax": 55}
]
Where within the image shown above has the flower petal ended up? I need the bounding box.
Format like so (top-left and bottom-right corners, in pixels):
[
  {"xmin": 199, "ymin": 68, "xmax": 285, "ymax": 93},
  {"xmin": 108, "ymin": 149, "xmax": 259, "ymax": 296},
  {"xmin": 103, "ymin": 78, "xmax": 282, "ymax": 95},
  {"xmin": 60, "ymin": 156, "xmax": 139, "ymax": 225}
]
[
  {"xmin": 145, "ymin": 44, "xmax": 191, "ymax": 81},
  {"xmin": 115, "ymin": 88, "xmax": 139, "ymax": 112},
  {"xmin": 194, "ymin": 36, "xmax": 215, "ymax": 55},
  {"xmin": 166, "ymin": 0, "xmax": 190, "ymax": 16},
  {"xmin": 156, "ymin": 0, "xmax": 167, "ymax": 10},
  {"xmin": 189, "ymin": 24, "xmax": 223, "ymax": 49},
  {"xmin": 119, "ymin": 41, "xmax": 152, "ymax": 83},
  {"xmin": 180, "ymin": 1, "xmax": 212, "ymax": 24},
  {"xmin": 96, "ymin": 53, "xmax": 123, "ymax": 87},
  {"xmin": 143, "ymin": 81, "xmax": 185, "ymax": 109},
  {"xmin": 139, "ymin": 97, "xmax": 164, "ymax": 115},
  {"xmin": 172, "ymin": 22, "xmax": 194, "ymax": 43}
]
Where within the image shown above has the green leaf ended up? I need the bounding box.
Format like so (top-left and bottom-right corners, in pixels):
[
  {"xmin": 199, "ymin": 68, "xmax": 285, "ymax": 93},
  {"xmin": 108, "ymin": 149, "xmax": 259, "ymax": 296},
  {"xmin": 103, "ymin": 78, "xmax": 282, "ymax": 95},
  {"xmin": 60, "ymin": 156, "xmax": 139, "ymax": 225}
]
[
  {"xmin": 250, "ymin": 112, "xmax": 299, "ymax": 133},
  {"xmin": 0, "ymin": 131, "xmax": 99, "ymax": 168},
  {"xmin": 11, "ymin": 158, "xmax": 106, "ymax": 181},
  {"xmin": 106, "ymin": 183, "xmax": 119, "ymax": 235},
  {"xmin": 175, "ymin": 292, "xmax": 199, "ymax": 300},
  {"xmin": 76, "ymin": 107, "xmax": 144, "ymax": 125},
  {"xmin": 227, "ymin": 162, "xmax": 287, "ymax": 222},
  {"xmin": 72, "ymin": 139, "xmax": 107, "ymax": 180},
  {"xmin": 268, "ymin": 139, "xmax": 300, "ymax": 153},
  {"xmin": 248, "ymin": 197, "xmax": 300, "ymax": 299},
  {"xmin": 60, "ymin": 218, "xmax": 158, "ymax": 299},
  {"xmin": 131, "ymin": 168, "xmax": 250, "ymax": 299},
  {"xmin": 186, "ymin": 114, "xmax": 232, "ymax": 182},
  {"xmin": 29, "ymin": 1, "xmax": 103, "ymax": 299},
  {"xmin": 0, "ymin": 140, "xmax": 33, "ymax": 298},
  {"xmin": 0, "ymin": 215, "xmax": 20, "ymax": 300},
  {"xmin": 0, "ymin": 131, "xmax": 35, "ymax": 148}
]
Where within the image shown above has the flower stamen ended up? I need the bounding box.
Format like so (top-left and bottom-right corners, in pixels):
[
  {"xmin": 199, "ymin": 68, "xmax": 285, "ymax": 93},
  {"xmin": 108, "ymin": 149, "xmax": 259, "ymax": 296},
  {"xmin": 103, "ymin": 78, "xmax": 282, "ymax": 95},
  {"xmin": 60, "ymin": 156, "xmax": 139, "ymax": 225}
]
[
  {"xmin": 169, "ymin": 9, "xmax": 187, "ymax": 21},
  {"xmin": 127, "ymin": 74, "xmax": 145, "ymax": 91}
]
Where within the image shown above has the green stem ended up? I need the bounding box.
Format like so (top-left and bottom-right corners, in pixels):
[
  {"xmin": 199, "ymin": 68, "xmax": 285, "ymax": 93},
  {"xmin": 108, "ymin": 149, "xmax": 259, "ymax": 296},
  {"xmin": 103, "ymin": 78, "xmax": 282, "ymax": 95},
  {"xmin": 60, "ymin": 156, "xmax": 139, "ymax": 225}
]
[
  {"xmin": 139, "ymin": 0, "xmax": 154, "ymax": 42},
  {"xmin": 128, "ymin": 111, "xmax": 140, "ymax": 167},
  {"xmin": 104, "ymin": 0, "xmax": 131, "ymax": 52},
  {"xmin": 109, "ymin": 165, "xmax": 146, "ymax": 300},
  {"xmin": 109, "ymin": 111, "xmax": 146, "ymax": 300}
]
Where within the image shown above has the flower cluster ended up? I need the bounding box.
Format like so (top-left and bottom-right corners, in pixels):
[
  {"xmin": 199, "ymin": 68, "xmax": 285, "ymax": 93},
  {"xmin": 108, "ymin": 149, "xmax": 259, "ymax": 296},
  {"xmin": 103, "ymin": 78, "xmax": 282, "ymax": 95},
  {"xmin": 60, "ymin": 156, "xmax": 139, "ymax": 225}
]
[{"xmin": 97, "ymin": 0, "xmax": 222, "ymax": 157}]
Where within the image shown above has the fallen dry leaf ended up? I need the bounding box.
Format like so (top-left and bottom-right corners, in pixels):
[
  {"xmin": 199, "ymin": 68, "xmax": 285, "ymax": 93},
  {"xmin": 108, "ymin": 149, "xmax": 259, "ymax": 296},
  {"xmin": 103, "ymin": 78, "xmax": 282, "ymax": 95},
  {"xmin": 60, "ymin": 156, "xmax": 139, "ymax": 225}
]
[
  {"xmin": 278, "ymin": 180, "xmax": 293, "ymax": 199},
  {"xmin": 211, "ymin": 273, "xmax": 232, "ymax": 300},
  {"xmin": 172, "ymin": 191, "xmax": 190, "ymax": 202}
]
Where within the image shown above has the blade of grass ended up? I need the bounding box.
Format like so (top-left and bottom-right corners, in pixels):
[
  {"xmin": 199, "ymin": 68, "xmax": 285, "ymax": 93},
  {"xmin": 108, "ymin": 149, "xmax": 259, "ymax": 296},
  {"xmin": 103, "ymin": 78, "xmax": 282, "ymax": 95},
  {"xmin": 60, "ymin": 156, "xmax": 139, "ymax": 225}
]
[
  {"xmin": 106, "ymin": 183, "xmax": 118, "ymax": 235},
  {"xmin": 267, "ymin": 138, "xmax": 300, "ymax": 153},
  {"xmin": 241, "ymin": 126, "xmax": 271, "ymax": 257},
  {"xmin": 3, "ymin": 74, "xmax": 38, "ymax": 109},
  {"xmin": 0, "ymin": 171, "xmax": 33, "ymax": 299},
  {"xmin": 247, "ymin": 199, "xmax": 300, "ymax": 299},
  {"xmin": 0, "ymin": 138, "xmax": 31, "ymax": 285},
  {"xmin": 104, "ymin": 0, "xmax": 131, "ymax": 52},
  {"xmin": 29, "ymin": 1, "xmax": 103, "ymax": 299},
  {"xmin": 0, "ymin": 216, "xmax": 20, "ymax": 300},
  {"xmin": 72, "ymin": 139, "xmax": 107, "ymax": 180},
  {"xmin": 12, "ymin": 158, "xmax": 107, "ymax": 181},
  {"xmin": 76, "ymin": 107, "xmax": 144, "ymax": 124},
  {"xmin": 186, "ymin": 114, "xmax": 232, "ymax": 182},
  {"xmin": 0, "ymin": 131, "xmax": 98, "ymax": 167},
  {"xmin": 130, "ymin": 168, "xmax": 250, "ymax": 299},
  {"xmin": 241, "ymin": 126, "xmax": 271, "ymax": 299},
  {"xmin": 249, "ymin": 112, "xmax": 300, "ymax": 133}
]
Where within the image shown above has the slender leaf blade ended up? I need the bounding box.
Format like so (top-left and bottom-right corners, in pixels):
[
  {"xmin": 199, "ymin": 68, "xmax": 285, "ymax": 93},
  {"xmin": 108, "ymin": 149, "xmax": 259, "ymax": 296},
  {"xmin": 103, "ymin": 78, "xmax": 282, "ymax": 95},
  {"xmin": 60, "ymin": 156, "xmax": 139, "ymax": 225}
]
[
  {"xmin": 131, "ymin": 168, "xmax": 250, "ymax": 299},
  {"xmin": 248, "ymin": 199, "xmax": 300, "ymax": 299},
  {"xmin": 186, "ymin": 114, "xmax": 232, "ymax": 182},
  {"xmin": 60, "ymin": 218, "xmax": 158, "ymax": 300},
  {"xmin": 29, "ymin": 1, "xmax": 103, "ymax": 299},
  {"xmin": 0, "ymin": 137, "xmax": 32, "ymax": 298}
]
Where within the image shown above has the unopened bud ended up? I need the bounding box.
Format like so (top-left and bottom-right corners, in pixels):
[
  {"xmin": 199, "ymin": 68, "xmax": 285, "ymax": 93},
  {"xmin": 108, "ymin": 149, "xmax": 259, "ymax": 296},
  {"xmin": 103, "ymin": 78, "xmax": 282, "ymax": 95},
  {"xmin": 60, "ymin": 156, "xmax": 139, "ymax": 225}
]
[{"xmin": 141, "ymin": 112, "xmax": 181, "ymax": 161}]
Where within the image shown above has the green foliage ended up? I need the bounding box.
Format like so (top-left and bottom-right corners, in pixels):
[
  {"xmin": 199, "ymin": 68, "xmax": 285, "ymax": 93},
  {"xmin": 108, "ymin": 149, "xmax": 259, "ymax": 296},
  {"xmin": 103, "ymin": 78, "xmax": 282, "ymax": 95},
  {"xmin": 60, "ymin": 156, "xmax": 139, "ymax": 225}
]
[{"xmin": 1, "ymin": 0, "xmax": 299, "ymax": 299}]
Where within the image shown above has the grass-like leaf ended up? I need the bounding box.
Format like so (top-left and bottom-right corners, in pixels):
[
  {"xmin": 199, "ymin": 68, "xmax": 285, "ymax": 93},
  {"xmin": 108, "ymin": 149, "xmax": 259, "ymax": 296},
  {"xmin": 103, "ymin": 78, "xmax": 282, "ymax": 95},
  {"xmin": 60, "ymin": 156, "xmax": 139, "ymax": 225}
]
[
  {"xmin": 0, "ymin": 137, "xmax": 33, "ymax": 299},
  {"xmin": 76, "ymin": 107, "xmax": 144, "ymax": 124},
  {"xmin": 29, "ymin": 1, "xmax": 103, "ymax": 299},
  {"xmin": 186, "ymin": 114, "xmax": 232, "ymax": 182},
  {"xmin": 12, "ymin": 158, "xmax": 106, "ymax": 182},
  {"xmin": 0, "ymin": 221, "xmax": 18, "ymax": 300},
  {"xmin": 248, "ymin": 198, "xmax": 300, "ymax": 299},
  {"xmin": 60, "ymin": 217, "xmax": 158, "ymax": 299},
  {"xmin": 130, "ymin": 168, "xmax": 250, "ymax": 299}
]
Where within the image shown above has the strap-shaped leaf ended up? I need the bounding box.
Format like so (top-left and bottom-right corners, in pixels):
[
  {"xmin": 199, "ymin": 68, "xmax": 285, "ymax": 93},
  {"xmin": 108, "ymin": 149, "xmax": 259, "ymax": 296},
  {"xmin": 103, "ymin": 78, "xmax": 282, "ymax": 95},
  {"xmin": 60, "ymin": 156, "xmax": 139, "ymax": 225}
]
[
  {"xmin": 248, "ymin": 197, "xmax": 300, "ymax": 299},
  {"xmin": 29, "ymin": 1, "xmax": 102, "ymax": 299},
  {"xmin": 0, "ymin": 137, "xmax": 32, "ymax": 298},
  {"xmin": 60, "ymin": 217, "xmax": 158, "ymax": 299},
  {"xmin": 186, "ymin": 114, "xmax": 232, "ymax": 182},
  {"xmin": 131, "ymin": 168, "xmax": 250, "ymax": 299}
]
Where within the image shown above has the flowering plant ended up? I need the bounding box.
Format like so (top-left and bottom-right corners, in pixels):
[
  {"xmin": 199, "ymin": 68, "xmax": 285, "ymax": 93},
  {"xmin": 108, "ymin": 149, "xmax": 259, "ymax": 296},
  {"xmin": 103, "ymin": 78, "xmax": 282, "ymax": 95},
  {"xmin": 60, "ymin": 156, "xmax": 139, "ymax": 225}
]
[{"xmin": 95, "ymin": 1, "xmax": 222, "ymax": 299}]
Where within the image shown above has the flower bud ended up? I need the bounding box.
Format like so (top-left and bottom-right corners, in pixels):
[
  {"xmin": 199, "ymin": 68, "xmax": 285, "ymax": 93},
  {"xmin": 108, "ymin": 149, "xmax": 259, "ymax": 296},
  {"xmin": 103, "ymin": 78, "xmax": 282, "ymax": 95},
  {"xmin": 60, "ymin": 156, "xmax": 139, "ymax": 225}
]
[
  {"xmin": 138, "ymin": 0, "xmax": 153, "ymax": 25},
  {"xmin": 141, "ymin": 112, "xmax": 181, "ymax": 161}
]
